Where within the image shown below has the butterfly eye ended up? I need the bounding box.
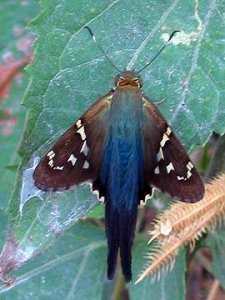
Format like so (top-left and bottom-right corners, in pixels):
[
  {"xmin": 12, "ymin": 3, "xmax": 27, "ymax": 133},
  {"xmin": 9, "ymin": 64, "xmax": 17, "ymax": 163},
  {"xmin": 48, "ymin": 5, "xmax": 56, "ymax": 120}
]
[{"xmin": 133, "ymin": 78, "xmax": 141, "ymax": 87}]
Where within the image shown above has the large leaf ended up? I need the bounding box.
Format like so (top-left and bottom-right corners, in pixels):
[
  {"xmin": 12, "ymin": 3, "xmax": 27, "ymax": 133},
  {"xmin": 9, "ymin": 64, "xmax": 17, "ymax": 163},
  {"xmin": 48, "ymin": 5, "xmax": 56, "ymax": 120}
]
[
  {"xmin": 1, "ymin": 0, "xmax": 225, "ymax": 297},
  {"xmin": 0, "ymin": 223, "xmax": 107, "ymax": 300},
  {"xmin": 0, "ymin": 224, "xmax": 186, "ymax": 300}
]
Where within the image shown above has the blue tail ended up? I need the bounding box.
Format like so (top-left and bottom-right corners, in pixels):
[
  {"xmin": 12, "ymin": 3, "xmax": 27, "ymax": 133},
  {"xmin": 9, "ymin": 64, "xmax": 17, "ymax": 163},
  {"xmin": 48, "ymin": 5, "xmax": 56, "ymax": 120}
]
[
  {"xmin": 101, "ymin": 126, "xmax": 143, "ymax": 281},
  {"xmin": 119, "ymin": 208, "xmax": 137, "ymax": 281},
  {"xmin": 105, "ymin": 200, "xmax": 137, "ymax": 281}
]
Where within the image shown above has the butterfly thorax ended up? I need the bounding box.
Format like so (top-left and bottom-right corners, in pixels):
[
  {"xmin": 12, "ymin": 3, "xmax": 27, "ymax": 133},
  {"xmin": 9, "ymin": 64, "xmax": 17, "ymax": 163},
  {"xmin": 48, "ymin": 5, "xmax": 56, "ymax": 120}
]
[{"xmin": 114, "ymin": 70, "xmax": 143, "ymax": 89}]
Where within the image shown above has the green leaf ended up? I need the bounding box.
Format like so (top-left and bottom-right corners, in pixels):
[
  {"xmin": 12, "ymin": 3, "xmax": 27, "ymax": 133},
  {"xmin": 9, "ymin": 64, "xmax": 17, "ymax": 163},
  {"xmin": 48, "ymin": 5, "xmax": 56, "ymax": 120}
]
[
  {"xmin": 0, "ymin": 224, "xmax": 186, "ymax": 300},
  {"xmin": 87, "ymin": 204, "xmax": 104, "ymax": 218},
  {"xmin": 1, "ymin": 0, "xmax": 225, "ymax": 296},
  {"xmin": 0, "ymin": 222, "xmax": 107, "ymax": 299}
]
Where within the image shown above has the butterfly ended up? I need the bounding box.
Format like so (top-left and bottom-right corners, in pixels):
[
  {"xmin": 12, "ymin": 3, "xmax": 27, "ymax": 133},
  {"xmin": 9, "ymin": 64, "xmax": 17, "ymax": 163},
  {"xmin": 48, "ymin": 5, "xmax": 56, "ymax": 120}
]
[{"xmin": 33, "ymin": 27, "xmax": 204, "ymax": 282}]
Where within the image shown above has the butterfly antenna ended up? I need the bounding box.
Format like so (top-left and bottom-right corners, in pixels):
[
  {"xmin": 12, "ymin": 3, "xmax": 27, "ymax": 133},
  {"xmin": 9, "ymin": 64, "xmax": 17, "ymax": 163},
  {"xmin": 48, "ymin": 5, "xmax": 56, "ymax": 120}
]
[
  {"xmin": 137, "ymin": 30, "xmax": 180, "ymax": 74},
  {"xmin": 84, "ymin": 26, "xmax": 122, "ymax": 73}
]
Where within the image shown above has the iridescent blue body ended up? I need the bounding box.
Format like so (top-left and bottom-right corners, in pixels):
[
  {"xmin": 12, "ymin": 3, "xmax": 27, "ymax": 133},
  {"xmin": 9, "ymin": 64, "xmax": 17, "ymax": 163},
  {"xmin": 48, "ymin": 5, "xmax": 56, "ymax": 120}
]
[
  {"xmin": 100, "ymin": 89, "xmax": 144, "ymax": 279},
  {"xmin": 100, "ymin": 89, "xmax": 144, "ymax": 210},
  {"xmin": 33, "ymin": 70, "xmax": 204, "ymax": 282}
]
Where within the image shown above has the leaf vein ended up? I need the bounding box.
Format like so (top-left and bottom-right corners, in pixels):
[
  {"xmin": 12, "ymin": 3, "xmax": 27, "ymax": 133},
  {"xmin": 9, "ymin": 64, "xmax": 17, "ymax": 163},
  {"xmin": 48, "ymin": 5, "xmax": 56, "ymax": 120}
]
[
  {"xmin": 0, "ymin": 242, "xmax": 105, "ymax": 294},
  {"xmin": 126, "ymin": 0, "xmax": 180, "ymax": 69},
  {"xmin": 59, "ymin": 0, "xmax": 120, "ymax": 68},
  {"xmin": 65, "ymin": 249, "xmax": 91, "ymax": 300},
  {"xmin": 170, "ymin": 0, "xmax": 217, "ymax": 125}
]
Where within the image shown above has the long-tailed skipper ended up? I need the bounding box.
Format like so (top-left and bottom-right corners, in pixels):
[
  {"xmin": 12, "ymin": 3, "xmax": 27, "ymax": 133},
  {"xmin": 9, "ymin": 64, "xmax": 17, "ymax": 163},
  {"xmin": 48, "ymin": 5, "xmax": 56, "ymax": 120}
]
[{"xmin": 33, "ymin": 27, "xmax": 204, "ymax": 282}]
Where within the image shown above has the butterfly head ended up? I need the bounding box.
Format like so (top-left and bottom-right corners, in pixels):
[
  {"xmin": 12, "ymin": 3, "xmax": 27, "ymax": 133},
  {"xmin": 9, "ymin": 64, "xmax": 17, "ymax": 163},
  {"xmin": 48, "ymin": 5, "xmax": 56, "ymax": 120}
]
[{"xmin": 114, "ymin": 71, "xmax": 143, "ymax": 88}]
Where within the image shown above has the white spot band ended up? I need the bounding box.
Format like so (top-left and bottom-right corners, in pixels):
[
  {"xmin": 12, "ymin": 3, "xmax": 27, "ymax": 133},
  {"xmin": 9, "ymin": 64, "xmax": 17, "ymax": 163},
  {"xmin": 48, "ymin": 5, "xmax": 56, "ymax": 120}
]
[
  {"xmin": 166, "ymin": 162, "xmax": 175, "ymax": 174},
  {"xmin": 83, "ymin": 160, "xmax": 89, "ymax": 169},
  {"xmin": 154, "ymin": 166, "xmax": 160, "ymax": 174},
  {"xmin": 68, "ymin": 154, "xmax": 77, "ymax": 166},
  {"xmin": 77, "ymin": 126, "xmax": 86, "ymax": 141}
]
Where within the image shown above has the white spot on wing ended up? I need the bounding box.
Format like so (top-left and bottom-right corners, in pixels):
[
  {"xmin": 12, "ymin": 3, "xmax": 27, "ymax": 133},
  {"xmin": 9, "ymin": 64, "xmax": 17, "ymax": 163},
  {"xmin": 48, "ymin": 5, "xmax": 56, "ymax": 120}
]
[
  {"xmin": 99, "ymin": 196, "xmax": 105, "ymax": 203},
  {"xmin": 68, "ymin": 154, "xmax": 77, "ymax": 166},
  {"xmin": 53, "ymin": 166, "xmax": 64, "ymax": 170},
  {"xmin": 77, "ymin": 126, "xmax": 86, "ymax": 141},
  {"xmin": 157, "ymin": 147, "xmax": 164, "ymax": 161},
  {"xmin": 166, "ymin": 127, "xmax": 172, "ymax": 136},
  {"xmin": 76, "ymin": 119, "xmax": 82, "ymax": 128},
  {"xmin": 145, "ymin": 194, "xmax": 151, "ymax": 202},
  {"xmin": 80, "ymin": 141, "xmax": 89, "ymax": 156},
  {"xmin": 187, "ymin": 170, "xmax": 192, "ymax": 178},
  {"xmin": 160, "ymin": 133, "xmax": 169, "ymax": 147},
  {"xmin": 93, "ymin": 190, "xmax": 104, "ymax": 202},
  {"xmin": 83, "ymin": 160, "xmax": 89, "ymax": 169},
  {"xmin": 92, "ymin": 189, "xmax": 99, "ymax": 197},
  {"xmin": 47, "ymin": 150, "xmax": 55, "ymax": 157},
  {"xmin": 91, "ymin": 185, "xmax": 105, "ymax": 203},
  {"xmin": 48, "ymin": 159, "xmax": 54, "ymax": 168},
  {"xmin": 177, "ymin": 161, "xmax": 194, "ymax": 181},
  {"xmin": 154, "ymin": 166, "xmax": 160, "ymax": 174},
  {"xmin": 187, "ymin": 162, "xmax": 194, "ymax": 170},
  {"xmin": 160, "ymin": 127, "xmax": 171, "ymax": 148},
  {"xmin": 166, "ymin": 162, "xmax": 174, "ymax": 173},
  {"xmin": 47, "ymin": 150, "xmax": 55, "ymax": 160},
  {"xmin": 50, "ymin": 154, "xmax": 55, "ymax": 160}
]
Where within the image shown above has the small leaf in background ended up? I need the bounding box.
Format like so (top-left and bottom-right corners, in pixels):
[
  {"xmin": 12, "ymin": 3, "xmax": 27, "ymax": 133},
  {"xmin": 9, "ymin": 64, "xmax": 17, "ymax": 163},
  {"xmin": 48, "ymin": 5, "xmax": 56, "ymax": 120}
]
[
  {"xmin": 0, "ymin": 55, "xmax": 32, "ymax": 100},
  {"xmin": 0, "ymin": 0, "xmax": 39, "ymax": 208},
  {"xmin": 205, "ymin": 229, "xmax": 225, "ymax": 290},
  {"xmin": 0, "ymin": 109, "xmax": 16, "ymax": 136}
]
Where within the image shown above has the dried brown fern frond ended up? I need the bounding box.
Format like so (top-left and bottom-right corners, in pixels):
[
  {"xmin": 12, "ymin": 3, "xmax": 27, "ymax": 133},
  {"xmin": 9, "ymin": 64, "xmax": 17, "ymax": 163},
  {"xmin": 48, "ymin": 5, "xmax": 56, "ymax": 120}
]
[
  {"xmin": 136, "ymin": 240, "xmax": 178, "ymax": 284},
  {"xmin": 136, "ymin": 173, "xmax": 225, "ymax": 284}
]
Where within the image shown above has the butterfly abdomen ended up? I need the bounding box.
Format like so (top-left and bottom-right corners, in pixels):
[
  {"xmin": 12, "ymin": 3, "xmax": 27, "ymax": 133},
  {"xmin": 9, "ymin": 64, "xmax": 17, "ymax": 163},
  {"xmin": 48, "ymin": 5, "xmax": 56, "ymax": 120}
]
[{"xmin": 99, "ymin": 89, "xmax": 144, "ymax": 281}]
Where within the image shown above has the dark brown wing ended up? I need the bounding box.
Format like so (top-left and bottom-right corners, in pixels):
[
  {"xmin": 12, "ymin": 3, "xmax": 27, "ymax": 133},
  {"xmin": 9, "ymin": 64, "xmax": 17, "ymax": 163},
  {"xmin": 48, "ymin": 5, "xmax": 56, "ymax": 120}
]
[
  {"xmin": 142, "ymin": 95, "xmax": 204, "ymax": 202},
  {"xmin": 33, "ymin": 93, "xmax": 112, "ymax": 191}
]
